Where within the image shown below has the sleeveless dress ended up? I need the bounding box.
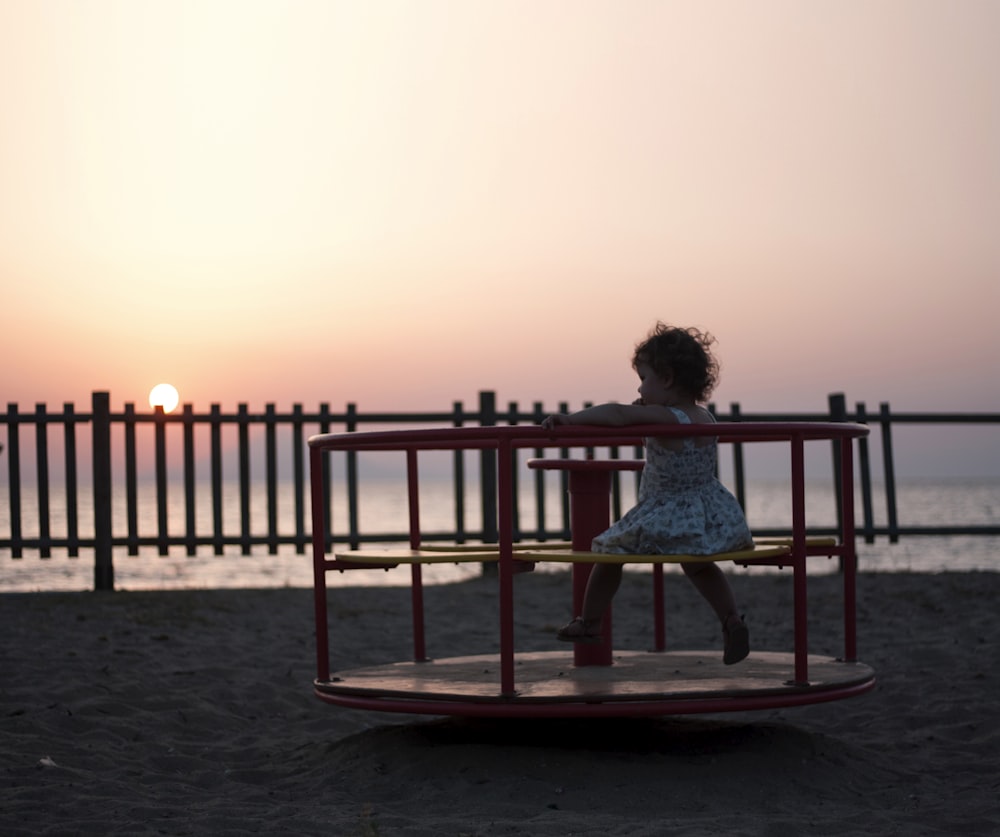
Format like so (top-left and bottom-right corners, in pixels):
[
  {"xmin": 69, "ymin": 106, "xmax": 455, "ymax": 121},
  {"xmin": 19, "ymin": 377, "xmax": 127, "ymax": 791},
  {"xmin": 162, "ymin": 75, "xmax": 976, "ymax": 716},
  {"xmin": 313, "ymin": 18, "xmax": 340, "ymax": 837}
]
[{"xmin": 592, "ymin": 408, "xmax": 753, "ymax": 556}]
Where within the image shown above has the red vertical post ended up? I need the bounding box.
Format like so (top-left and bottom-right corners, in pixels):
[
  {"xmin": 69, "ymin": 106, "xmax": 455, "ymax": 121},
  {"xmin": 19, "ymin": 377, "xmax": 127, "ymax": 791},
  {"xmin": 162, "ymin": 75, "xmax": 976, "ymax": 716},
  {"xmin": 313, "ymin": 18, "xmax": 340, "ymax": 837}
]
[
  {"xmin": 790, "ymin": 434, "xmax": 809, "ymax": 685},
  {"xmin": 528, "ymin": 458, "xmax": 640, "ymax": 666},
  {"xmin": 406, "ymin": 448, "xmax": 427, "ymax": 662},
  {"xmin": 567, "ymin": 468, "xmax": 614, "ymax": 666},
  {"xmin": 310, "ymin": 444, "xmax": 330, "ymax": 682},
  {"xmin": 652, "ymin": 563, "xmax": 666, "ymax": 652},
  {"xmin": 840, "ymin": 433, "xmax": 858, "ymax": 662},
  {"xmin": 497, "ymin": 439, "xmax": 516, "ymax": 696}
]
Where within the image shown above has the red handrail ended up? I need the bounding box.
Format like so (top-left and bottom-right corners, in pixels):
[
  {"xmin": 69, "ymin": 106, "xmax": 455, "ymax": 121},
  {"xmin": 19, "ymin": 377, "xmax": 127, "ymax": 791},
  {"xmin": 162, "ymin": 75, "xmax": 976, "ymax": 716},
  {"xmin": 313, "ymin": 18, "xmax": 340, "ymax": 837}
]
[
  {"xmin": 308, "ymin": 421, "xmax": 868, "ymax": 453},
  {"xmin": 310, "ymin": 421, "xmax": 870, "ymax": 705}
]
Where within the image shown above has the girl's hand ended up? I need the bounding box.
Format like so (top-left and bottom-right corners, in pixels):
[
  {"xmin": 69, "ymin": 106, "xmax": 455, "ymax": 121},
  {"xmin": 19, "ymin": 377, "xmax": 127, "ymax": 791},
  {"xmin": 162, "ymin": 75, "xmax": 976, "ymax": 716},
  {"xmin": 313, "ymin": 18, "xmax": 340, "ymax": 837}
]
[{"xmin": 540, "ymin": 413, "xmax": 571, "ymax": 430}]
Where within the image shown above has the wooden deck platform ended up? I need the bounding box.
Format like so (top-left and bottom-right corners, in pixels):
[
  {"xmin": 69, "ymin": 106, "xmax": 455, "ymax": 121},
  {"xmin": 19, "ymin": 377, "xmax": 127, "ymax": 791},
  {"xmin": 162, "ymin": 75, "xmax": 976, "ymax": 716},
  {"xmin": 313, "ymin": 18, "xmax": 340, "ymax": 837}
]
[{"xmin": 314, "ymin": 650, "xmax": 876, "ymax": 717}]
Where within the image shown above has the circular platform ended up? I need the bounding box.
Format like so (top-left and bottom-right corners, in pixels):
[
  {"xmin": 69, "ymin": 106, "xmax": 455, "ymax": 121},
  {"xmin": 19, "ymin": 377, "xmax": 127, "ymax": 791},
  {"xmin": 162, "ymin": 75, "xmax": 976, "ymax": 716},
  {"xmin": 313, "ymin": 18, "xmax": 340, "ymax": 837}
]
[{"xmin": 314, "ymin": 650, "xmax": 876, "ymax": 718}]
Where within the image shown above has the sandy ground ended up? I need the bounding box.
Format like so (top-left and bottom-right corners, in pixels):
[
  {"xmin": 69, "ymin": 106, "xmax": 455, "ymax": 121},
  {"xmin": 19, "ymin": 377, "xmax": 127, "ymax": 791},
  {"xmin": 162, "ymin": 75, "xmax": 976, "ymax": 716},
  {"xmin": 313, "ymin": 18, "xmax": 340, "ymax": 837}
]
[{"xmin": 3, "ymin": 568, "xmax": 998, "ymax": 836}]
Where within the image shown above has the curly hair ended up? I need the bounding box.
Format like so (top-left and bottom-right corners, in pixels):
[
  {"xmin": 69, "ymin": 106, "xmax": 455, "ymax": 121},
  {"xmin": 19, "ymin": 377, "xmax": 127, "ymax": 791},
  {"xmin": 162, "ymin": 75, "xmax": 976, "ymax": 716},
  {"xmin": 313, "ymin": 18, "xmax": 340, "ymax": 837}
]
[{"xmin": 631, "ymin": 322, "xmax": 720, "ymax": 403}]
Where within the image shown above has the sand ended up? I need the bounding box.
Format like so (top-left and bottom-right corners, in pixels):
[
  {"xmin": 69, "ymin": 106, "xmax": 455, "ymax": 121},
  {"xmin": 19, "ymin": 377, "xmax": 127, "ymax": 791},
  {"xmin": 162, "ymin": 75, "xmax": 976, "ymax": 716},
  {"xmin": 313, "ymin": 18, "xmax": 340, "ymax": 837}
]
[{"xmin": 3, "ymin": 569, "xmax": 998, "ymax": 836}]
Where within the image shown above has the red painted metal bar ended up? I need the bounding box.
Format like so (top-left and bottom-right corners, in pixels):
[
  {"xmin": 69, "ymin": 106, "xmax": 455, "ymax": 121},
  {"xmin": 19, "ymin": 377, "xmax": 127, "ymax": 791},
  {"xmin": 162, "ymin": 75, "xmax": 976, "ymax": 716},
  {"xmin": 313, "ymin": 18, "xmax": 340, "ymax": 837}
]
[
  {"xmin": 527, "ymin": 458, "xmax": 645, "ymax": 666},
  {"xmin": 307, "ymin": 422, "xmax": 865, "ymax": 455},
  {"xmin": 405, "ymin": 449, "xmax": 428, "ymax": 662},
  {"xmin": 652, "ymin": 563, "xmax": 666, "ymax": 651},
  {"xmin": 840, "ymin": 432, "xmax": 858, "ymax": 662},
  {"xmin": 497, "ymin": 437, "xmax": 517, "ymax": 697},
  {"xmin": 790, "ymin": 433, "xmax": 809, "ymax": 685},
  {"xmin": 406, "ymin": 448, "xmax": 421, "ymax": 547},
  {"xmin": 566, "ymin": 467, "xmax": 614, "ymax": 666},
  {"xmin": 310, "ymin": 444, "xmax": 330, "ymax": 682},
  {"xmin": 308, "ymin": 421, "xmax": 872, "ymax": 715},
  {"xmin": 314, "ymin": 679, "xmax": 877, "ymax": 718},
  {"xmin": 410, "ymin": 563, "xmax": 427, "ymax": 662}
]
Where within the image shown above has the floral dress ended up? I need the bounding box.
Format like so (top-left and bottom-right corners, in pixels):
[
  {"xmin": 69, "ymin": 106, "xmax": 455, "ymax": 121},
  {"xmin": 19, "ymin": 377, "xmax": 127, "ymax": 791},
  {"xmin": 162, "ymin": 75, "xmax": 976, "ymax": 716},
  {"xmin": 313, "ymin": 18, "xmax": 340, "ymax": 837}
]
[{"xmin": 592, "ymin": 408, "xmax": 753, "ymax": 555}]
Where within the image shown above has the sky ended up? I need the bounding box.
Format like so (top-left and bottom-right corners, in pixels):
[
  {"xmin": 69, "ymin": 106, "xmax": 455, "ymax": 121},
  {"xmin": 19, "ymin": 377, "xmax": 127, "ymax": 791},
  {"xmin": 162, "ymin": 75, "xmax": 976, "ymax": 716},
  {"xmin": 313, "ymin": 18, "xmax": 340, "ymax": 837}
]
[{"xmin": 2, "ymin": 0, "xmax": 999, "ymax": 432}]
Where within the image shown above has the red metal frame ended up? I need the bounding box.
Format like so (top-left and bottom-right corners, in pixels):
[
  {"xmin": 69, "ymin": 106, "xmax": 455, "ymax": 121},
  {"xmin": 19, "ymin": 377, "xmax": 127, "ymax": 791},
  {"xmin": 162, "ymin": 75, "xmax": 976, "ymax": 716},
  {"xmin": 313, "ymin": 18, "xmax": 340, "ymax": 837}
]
[
  {"xmin": 309, "ymin": 422, "xmax": 872, "ymax": 716},
  {"xmin": 312, "ymin": 678, "xmax": 877, "ymax": 718},
  {"xmin": 526, "ymin": 459, "xmax": 645, "ymax": 667}
]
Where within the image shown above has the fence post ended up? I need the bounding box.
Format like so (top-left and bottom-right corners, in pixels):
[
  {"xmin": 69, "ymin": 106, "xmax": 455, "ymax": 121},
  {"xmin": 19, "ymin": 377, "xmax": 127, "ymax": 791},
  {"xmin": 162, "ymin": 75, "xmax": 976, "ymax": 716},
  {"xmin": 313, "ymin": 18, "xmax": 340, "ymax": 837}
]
[
  {"xmin": 35, "ymin": 404, "xmax": 51, "ymax": 558},
  {"xmin": 855, "ymin": 401, "xmax": 876, "ymax": 544},
  {"xmin": 154, "ymin": 405, "xmax": 168, "ymax": 555},
  {"xmin": 6, "ymin": 403, "xmax": 23, "ymax": 558},
  {"xmin": 92, "ymin": 391, "xmax": 114, "ymax": 591},
  {"xmin": 506, "ymin": 400, "xmax": 522, "ymax": 540},
  {"xmin": 183, "ymin": 404, "xmax": 196, "ymax": 556},
  {"xmin": 346, "ymin": 403, "xmax": 359, "ymax": 549},
  {"xmin": 292, "ymin": 403, "xmax": 306, "ymax": 553},
  {"xmin": 729, "ymin": 401, "xmax": 746, "ymax": 510},
  {"xmin": 829, "ymin": 393, "xmax": 847, "ymax": 535},
  {"xmin": 238, "ymin": 404, "xmax": 251, "ymax": 554},
  {"xmin": 210, "ymin": 404, "xmax": 224, "ymax": 555},
  {"xmin": 319, "ymin": 403, "xmax": 332, "ymax": 553},
  {"xmin": 124, "ymin": 403, "xmax": 139, "ymax": 555},
  {"xmin": 828, "ymin": 393, "xmax": 848, "ymax": 571},
  {"xmin": 532, "ymin": 402, "xmax": 547, "ymax": 537},
  {"xmin": 452, "ymin": 401, "xmax": 467, "ymax": 544},
  {"xmin": 880, "ymin": 402, "xmax": 899, "ymax": 543},
  {"xmin": 64, "ymin": 402, "xmax": 80, "ymax": 557},
  {"xmin": 265, "ymin": 403, "xmax": 278, "ymax": 554}
]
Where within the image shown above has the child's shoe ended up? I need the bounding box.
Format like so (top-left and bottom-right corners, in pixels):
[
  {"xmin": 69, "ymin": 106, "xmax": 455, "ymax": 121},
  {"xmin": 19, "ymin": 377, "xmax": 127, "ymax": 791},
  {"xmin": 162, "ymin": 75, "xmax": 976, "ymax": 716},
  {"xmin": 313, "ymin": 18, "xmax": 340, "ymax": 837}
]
[
  {"xmin": 556, "ymin": 616, "xmax": 603, "ymax": 644},
  {"xmin": 723, "ymin": 614, "xmax": 749, "ymax": 665}
]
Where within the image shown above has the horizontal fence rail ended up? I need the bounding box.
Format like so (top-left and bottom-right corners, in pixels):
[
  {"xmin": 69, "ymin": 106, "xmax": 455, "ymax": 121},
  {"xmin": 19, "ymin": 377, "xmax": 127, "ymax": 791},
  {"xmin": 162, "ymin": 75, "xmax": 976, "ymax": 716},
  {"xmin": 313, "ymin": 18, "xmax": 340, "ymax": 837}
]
[{"xmin": 2, "ymin": 391, "xmax": 999, "ymax": 590}]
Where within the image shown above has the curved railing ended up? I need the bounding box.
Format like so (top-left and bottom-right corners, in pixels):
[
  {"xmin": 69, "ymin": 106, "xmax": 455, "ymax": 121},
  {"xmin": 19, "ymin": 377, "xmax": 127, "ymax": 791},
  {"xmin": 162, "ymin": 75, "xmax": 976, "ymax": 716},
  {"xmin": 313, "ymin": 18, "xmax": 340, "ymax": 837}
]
[{"xmin": 308, "ymin": 421, "xmax": 872, "ymax": 716}]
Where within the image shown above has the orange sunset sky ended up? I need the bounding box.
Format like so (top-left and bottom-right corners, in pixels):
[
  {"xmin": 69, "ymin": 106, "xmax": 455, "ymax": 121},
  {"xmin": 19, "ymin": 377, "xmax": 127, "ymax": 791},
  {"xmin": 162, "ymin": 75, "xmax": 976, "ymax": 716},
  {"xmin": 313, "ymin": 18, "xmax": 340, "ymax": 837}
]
[{"xmin": 2, "ymin": 1, "xmax": 998, "ymax": 426}]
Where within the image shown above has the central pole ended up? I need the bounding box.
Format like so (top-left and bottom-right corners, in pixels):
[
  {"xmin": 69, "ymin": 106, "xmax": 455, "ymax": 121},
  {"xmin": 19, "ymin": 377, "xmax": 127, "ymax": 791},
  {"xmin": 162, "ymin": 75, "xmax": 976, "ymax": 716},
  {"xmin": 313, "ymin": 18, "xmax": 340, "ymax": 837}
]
[{"xmin": 567, "ymin": 469, "xmax": 614, "ymax": 666}]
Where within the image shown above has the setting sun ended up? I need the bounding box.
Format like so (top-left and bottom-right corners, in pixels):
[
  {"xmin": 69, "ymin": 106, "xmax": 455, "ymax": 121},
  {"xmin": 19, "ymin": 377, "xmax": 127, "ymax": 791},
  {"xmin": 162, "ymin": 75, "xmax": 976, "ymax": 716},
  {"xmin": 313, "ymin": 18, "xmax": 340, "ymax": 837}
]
[{"xmin": 149, "ymin": 383, "xmax": 180, "ymax": 413}]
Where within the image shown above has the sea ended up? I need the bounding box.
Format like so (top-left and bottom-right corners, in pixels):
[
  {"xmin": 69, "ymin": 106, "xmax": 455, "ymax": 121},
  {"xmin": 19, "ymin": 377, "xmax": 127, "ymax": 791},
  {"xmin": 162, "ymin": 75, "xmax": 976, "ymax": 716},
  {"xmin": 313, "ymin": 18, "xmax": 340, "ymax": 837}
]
[{"xmin": 1, "ymin": 476, "xmax": 998, "ymax": 592}]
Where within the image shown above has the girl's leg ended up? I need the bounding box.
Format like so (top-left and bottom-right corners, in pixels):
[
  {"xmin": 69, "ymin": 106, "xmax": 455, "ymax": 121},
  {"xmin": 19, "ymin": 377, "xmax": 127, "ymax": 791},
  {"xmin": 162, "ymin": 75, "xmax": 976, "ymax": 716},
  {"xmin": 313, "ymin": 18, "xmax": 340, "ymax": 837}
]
[
  {"xmin": 681, "ymin": 561, "xmax": 737, "ymax": 621},
  {"xmin": 682, "ymin": 562, "xmax": 748, "ymax": 664},
  {"xmin": 556, "ymin": 563, "xmax": 623, "ymax": 642},
  {"xmin": 581, "ymin": 563, "xmax": 624, "ymax": 622}
]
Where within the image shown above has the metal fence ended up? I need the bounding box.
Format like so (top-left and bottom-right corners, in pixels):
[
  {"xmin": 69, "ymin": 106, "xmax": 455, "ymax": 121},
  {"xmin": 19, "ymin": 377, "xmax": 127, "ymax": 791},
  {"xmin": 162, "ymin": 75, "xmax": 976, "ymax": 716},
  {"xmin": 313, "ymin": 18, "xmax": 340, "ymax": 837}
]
[{"xmin": 2, "ymin": 391, "xmax": 999, "ymax": 590}]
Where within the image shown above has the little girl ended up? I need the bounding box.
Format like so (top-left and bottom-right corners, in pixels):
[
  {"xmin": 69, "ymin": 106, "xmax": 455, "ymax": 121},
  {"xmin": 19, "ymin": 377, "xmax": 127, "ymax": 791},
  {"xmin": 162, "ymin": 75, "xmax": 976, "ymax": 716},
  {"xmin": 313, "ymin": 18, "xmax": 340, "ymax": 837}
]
[{"xmin": 540, "ymin": 322, "xmax": 752, "ymax": 665}]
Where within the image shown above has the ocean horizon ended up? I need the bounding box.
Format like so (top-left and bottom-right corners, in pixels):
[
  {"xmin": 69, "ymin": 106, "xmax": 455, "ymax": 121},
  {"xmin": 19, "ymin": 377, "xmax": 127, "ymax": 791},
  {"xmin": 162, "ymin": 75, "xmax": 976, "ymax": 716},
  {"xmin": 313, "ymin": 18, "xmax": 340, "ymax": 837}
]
[{"xmin": 2, "ymin": 475, "xmax": 998, "ymax": 592}]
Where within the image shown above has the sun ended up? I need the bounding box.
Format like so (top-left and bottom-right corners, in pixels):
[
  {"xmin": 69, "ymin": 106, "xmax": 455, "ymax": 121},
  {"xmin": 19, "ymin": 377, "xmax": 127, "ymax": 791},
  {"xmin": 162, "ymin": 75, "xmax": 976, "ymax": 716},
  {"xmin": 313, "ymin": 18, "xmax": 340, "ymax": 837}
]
[{"xmin": 149, "ymin": 383, "xmax": 180, "ymax": 413}]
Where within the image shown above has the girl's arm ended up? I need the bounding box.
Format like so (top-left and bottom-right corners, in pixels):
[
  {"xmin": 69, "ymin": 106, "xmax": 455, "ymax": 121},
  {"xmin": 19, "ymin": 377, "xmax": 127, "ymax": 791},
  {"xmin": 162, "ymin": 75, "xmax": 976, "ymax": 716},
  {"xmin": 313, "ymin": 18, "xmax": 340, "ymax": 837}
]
[{"xmin": 540, "ymin": 402, "xmax": 681, "ymax": 429}]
